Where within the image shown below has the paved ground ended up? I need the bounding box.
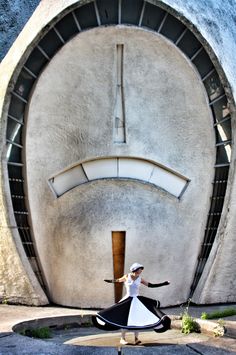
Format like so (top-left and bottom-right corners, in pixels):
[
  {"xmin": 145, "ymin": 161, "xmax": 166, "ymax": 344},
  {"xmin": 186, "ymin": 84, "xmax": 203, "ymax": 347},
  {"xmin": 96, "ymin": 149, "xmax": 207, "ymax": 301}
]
[{"xmin": 0, "ymin": 303, "xmax": 236, "ymax": 354}]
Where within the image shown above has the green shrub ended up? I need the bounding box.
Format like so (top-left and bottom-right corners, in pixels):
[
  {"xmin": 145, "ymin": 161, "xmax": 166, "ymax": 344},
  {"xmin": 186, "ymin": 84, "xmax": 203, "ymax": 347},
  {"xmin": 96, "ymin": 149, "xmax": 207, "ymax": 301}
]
[
  {"xmin": 201, "ymin": 308, "xmax": 236, "ymax": 320},
  {"xmin": 20, "ymin": 327, "xmax": 52, "ymax": 339},
  {"xmin": 181, "ymin": 298, "xmax": 200, "ymax": 334},
  {"xmin": 181, "ymin": 312, "xmax": 200, "ymax": 334},
  {"xmin": 201, "ymin": 312, "xmax": 207, "ymax": 320}
]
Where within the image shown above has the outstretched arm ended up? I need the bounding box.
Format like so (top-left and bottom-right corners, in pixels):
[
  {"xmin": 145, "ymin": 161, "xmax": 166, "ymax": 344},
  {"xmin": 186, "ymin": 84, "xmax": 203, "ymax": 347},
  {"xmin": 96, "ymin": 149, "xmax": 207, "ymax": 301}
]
[
  {"xmin": 141, "ymin": 278, "xmax": 170, "ymax": 288},
  {"xmin": 104, "ymin": 275, "xmax": 127, "ymax": 283}
]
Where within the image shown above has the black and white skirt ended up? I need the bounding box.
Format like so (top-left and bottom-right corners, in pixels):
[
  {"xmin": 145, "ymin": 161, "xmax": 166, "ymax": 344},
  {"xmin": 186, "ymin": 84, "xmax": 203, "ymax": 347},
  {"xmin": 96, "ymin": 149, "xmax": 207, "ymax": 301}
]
[{"xmin": 92, "ymin": 296, "xmax": 171, "ymax": 333}]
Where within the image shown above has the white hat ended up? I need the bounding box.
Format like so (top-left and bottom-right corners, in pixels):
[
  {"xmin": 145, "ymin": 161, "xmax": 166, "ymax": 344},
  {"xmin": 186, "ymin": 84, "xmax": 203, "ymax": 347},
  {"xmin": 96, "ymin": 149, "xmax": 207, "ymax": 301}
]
[{"xmin": 130, "ymin": 262, "xmax": 144, "ymax": 272}]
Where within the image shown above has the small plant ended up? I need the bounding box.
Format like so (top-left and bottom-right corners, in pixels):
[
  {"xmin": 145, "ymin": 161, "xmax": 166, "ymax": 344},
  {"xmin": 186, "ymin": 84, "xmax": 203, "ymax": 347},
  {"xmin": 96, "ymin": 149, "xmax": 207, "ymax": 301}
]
[
  {"xmin": 2, "ymin": 297, "xmax": 8, "ymax": 304},
  {"xmin": 20, "ymin": 327, "xmax": 52, "ymax": 339},
  {"xmin": 213, "ymin": 319, "xmax": 225, "ymax": 337},
  {"xmin": 182, "ymin": 312, "xmax": 200, "ymax": 334},
  {"xmin": 201, "ymin": 312, "xmax": 207, "ymax": 320},
  {"xmin": 201, "ymin": 308, "xmax": 236, "ymax": 320},
  {"xmin": 181, "ymin": 299, "xmax": 200, "ymax": 334}
]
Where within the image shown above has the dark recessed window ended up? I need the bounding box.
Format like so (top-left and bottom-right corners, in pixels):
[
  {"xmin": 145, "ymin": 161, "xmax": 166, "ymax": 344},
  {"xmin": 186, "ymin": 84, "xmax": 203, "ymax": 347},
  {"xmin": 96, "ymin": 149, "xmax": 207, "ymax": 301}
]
[
  {"xmin": 211, "ymin": 96, "xmax": 229, "ymax": 122},
  {"xmin": 121, "ymin": 0, "xmax": 143, "ymax": 25},
  {"xmin": 18, "ymin": 229, "xmax": 30, "ymax": 243},
  {"xmin": 216, "ymin": 145, "xmax": 230, "ymax": 165},
  {"xmin": 74, "ymin": 3, "xmax": 98, "ymax": 29},
  {"xmin": 14, "ymin": 68, "xmax": 35, "ymax": 100},
  {"xmin": 96, "ymin": 0, "xmax": 118, "ymax": 24},
  {"xmin": 215, "ymin": 119, "xmax": 231, "ymax": 141},
  {"xmin": 203, "ymin": 70, "xmax": 224, "ymax": 102},
  {"xmin": 160, "ymin": 13, "xmax": 185, "ymax": 43},
  {"xmin": 8, "ymin": 165, "xmax": 22, "ymax": 179},
  {"xmin": 24, "ymin": 47, "xmax": 48, "ymax": 76},
  {"xmin": 141, "ymin": 2, "xmax": 166, "ymax": 30},
  {"xmin": 177, "ymin": 30, "xmax": 201, "ymax": 58},
  {"xmin": 192, "ymin": 49, "xmax": 214, "ymax": 78},
  {"xmin": 8, "ymin": 96, "xmax": 25, "ymax": 120},
  {"xmin": 55, "ymin": 12, "xmax": 79, "ymax": 42},
  {"xmin": 39, "ymin": 28, "xmax": 64, "ymax": 58},
  {"xmin": 9, "ymin": 180, "xmax": 24, "ymax": 195},
  {"xmin": 11, "ymin": 197, "xmax": 25, "ymax": 211},
  {"xmin": 7, "ymin": 145, "xmax": 22, "ymax": 164},
  {"xmin": 6, "ymin": 119, "xmax": 22, "ymax": 142}
]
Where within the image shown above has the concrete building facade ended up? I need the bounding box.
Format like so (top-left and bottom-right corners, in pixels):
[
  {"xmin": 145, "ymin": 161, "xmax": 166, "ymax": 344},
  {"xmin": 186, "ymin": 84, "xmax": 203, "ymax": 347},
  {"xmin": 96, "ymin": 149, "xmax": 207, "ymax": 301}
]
[{"xmin": 0, "ymin": 0, "xmax": 235, "ymax": 308}]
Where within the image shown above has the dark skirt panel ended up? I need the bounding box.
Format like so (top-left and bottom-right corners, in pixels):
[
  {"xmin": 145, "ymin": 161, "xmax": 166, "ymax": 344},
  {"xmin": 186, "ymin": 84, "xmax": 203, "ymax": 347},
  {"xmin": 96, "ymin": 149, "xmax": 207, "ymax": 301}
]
[{"xmin": 92, "ymin": 296, "xmax": 171, "ymax": 332}]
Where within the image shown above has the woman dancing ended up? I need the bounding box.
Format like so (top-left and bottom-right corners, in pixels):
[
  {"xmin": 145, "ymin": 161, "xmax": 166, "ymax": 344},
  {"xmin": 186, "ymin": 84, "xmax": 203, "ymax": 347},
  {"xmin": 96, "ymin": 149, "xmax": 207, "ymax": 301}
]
[{"xmin": 92, "ymin": 262, "xmax": 171, "ymax": 345}]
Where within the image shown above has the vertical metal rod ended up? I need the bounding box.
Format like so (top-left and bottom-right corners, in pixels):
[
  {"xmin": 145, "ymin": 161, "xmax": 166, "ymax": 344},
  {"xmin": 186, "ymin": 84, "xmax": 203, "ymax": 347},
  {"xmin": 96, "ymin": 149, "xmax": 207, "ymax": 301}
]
[
  {"xmin": 72, "ymin": 11, "xmax": 81, "ymax": 31},
  {"xmin": 11, "ymin": 91, "xmax": 28, "ymax": 103},
  {"xmin": 94, "ymin": 0, "xmax": 101, "ymax": 26},
  {"xmin": 157, "ymin": 12, "xmax": 168, "ymax": 33},
  {"xmin": 8, "ymin": 114, "xmax": 24, "ymax": 125},
  {"xmin": 37, "ymin": 45, "xmax": 50, "ymax": 60},
  {"xmin": 175, "ymin": 27, "xmax": 188, "ymax": 45},
  {"xmin": 138, "ymin": 1, "xmax": 146, "ymax": 26},
  {"xmin": 53, "ymin": 27, "xmax": 65, "ymax": 44},
  {"xmin": 213, "ymin": 115, "xmax": 231, "ymax": 127},
  {"xmin": 209, "ymin": 93, "xmax": 226, "ymax": 106},
  {"xmin": 23, "ymin": 65, "xmax": 37, "ymax": 79},
  {"xmin": 190, "ymin": 46, "xmax": 203, "ymax": 61},
  {"xmin": 202, "ymin": 68, "xmax": 215, "ymax": 82},
  {"xmin": 118, "ymin": 0, "xmax": 122, "ymax": 24}
]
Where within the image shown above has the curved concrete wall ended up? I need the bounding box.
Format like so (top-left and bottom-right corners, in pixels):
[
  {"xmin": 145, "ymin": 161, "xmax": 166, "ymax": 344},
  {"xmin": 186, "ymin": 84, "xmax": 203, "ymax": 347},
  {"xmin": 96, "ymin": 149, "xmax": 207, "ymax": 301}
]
[
  {"xmin": 0, "ymin": 0, "xmax": 236, "ymax": 306},
  {"xmin": 25, "ymin": 27, "xmax": 214, "ymax": 307}
]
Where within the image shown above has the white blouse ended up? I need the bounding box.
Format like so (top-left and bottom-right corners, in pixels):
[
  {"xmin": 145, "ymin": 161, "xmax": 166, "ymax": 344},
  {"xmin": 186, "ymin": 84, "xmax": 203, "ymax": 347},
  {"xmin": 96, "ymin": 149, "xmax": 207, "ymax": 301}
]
[{"xmin": 124, "ymin": 273, "xmax": 141, "ymax": 298}]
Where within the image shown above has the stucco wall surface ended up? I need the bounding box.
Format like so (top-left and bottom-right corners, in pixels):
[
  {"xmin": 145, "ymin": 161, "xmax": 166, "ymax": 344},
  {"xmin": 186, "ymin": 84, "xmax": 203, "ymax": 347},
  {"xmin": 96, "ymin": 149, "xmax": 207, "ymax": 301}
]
[
  {"xmin": 25, "ymin": 26, "xmax": 214, "ymax": 307},
  {"xmin": 0, "ymin": 0, "xmax": 236, "ymax": 306},
  {"xmin": 160, "ymin": 0, "xmax": 236, "ymax": 303},
  {"xmin": 0, "ymin": 227, "xmax": 48, "ymax": 305},
  {"xmin": 0, "ymin": 164, "xmax": 48, "ymax": 305}
]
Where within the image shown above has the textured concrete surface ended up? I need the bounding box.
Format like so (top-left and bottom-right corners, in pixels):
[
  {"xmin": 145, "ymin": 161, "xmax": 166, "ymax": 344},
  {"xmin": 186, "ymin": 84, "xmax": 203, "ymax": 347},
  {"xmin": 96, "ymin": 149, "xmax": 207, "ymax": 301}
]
[
  {"xmin": 64, "ymin": 329, "xmax": 210, "ymax": 347},
  {"xmin": 0, "ymin": 165, "xmax": 48, "ymax": 306},
  {"xmin": 0, "ymin": 0, "xmax": 236, "ymax": 307},
  {"xmin": 161, "ymin": 0, "xmax": 236, "ymax": 306},
  {"xmin": 0, "ymin": 304, "xmax": 236, "ymax": 354},
  {"xmin": 25, "ymin": 26, "xmax": 214, "ymax": 308}
]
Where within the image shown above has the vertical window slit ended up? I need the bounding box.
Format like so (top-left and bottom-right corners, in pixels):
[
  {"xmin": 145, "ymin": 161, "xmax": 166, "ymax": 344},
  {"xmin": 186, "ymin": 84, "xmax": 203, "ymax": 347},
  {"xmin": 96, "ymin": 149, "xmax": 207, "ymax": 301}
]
[{"xmin": 114, "ymin": 44, "xmax": 126, "ymax": 143}]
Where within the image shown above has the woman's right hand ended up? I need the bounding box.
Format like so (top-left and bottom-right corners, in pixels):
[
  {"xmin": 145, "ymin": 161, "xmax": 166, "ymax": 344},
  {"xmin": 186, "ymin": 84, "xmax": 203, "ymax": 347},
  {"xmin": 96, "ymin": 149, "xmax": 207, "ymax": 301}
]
[{"xmin": 104, "ymin": 279, "xmax": 114, "ymax": 283}]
